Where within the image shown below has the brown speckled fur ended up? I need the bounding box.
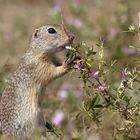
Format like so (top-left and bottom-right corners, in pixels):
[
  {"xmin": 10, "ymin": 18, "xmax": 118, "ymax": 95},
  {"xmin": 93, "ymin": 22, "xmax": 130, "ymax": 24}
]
[{"xmin": 0, "ymin": 24, "xmax": 74, "ymax": 140}]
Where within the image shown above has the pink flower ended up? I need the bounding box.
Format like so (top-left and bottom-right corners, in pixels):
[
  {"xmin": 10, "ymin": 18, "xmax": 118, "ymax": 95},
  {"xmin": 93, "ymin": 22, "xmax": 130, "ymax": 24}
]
[
  {"xmin": 57, "ymin": 89, "xmax": 68, "ymax": 99},
  {"xmin": 75, "ymin": 62, "xmax": 81, "ymax": 70},
  {"xmin": 57, "ymin": 83, "xmax": 71, "ymax": 99},
  {"xmin": 121, "ymin": 69, "xmax": 129, "ymax": 81},
  {"xmin": 66, "ymin": 17, "xmax": 83, "ymax": 29},
  {"xmin": 121, "ymin": 70, "xmax": 126, "ymax": 80},
  {"xmin": 75, "ymin": 86, "xmax": 83, "ymax": 98},
  {"xmin": 3, "ymin": 33, "xmax": 12, "ymax": 42},
  {"xmin": 122, "ymin": 48, "xmax": 136, "ymax": 55},
  {"xmin": 51, "ymin": 110, "xmax": 65, "ymax": 126},
  {"xmin": 133, "ymin": 66, "xmax": 137, "ymax": 74},
  {"xmin": 53, "ymin": 4, "xmax": 61, "ymax": 12},
  {"xmin": 73, "ymin": 0, "xmax": 80, "ymax": 7},
  {"xmin": 74, "ymin": 19, "xmax": 83, "ymax": 29},
  {"xmin": 51, "ymin": 0, "xmax": 62, "ymax": 14},
  {"xmin": 89, "ymin": 71, "xmax": 99, "ymax": 79},
  {"xmin": 98, "ymin": 85, "xmax": 106, "ymax": 91}
]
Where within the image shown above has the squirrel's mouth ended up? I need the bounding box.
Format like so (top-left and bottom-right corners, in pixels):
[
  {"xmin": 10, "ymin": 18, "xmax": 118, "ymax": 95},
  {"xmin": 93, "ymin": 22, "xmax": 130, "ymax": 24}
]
[
  {"xmin": 57, "ymin": 42, "xmax": 73, "ymax": 52},
  {"xmin": 51, "ymin": 42, "xmax": 73, "ymax": 66}
]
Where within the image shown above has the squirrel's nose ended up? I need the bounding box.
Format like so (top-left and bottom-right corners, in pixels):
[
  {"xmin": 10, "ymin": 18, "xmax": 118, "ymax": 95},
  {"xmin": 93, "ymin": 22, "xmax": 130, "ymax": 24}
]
[{"xmin": 69, "ymin": 33, "xmax": 75, "ymax": 42}]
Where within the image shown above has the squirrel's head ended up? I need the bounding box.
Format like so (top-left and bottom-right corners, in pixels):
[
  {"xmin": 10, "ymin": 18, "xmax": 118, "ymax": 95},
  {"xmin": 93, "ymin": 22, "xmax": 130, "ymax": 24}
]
[{"xmin": 30, "ymin": 24, "xmax": 75, "ymax": 54}]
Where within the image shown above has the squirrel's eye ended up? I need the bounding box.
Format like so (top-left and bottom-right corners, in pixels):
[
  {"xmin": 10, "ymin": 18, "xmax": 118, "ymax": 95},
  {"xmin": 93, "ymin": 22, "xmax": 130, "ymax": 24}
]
[
  {"xmin": 47, "ymin": 28, "xmax": 57, "ymax": 34},
  {"xmin": 34, "ymin": 29, "xmax": 39, "ymax": 38}
]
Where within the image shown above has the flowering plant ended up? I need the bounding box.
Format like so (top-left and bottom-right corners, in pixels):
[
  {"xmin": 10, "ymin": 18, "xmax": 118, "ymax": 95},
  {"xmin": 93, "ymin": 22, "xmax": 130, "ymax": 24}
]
[{"xmin": 65, "ymin": 26, "xmax": 140, "ymax": 139}]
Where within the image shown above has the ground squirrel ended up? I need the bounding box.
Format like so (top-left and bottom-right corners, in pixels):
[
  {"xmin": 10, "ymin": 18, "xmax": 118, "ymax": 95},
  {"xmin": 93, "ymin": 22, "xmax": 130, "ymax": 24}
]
[{"xmin": 0, "ymin": 24, "xmax": 75, "ymax": 140}]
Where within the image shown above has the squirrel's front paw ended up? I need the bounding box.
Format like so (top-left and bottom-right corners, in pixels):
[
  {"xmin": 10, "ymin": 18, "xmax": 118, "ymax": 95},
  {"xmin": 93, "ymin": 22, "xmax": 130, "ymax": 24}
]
[{"xmin": 63, "ymin": 53, "xmax": 81, "ymax": 69}]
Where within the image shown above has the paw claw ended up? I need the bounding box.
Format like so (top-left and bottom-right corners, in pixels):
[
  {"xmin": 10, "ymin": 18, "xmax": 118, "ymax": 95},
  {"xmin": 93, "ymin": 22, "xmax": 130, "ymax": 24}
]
[{"xmin": 65, "ymin": 53, "xmax": 81, "ymax": 68}]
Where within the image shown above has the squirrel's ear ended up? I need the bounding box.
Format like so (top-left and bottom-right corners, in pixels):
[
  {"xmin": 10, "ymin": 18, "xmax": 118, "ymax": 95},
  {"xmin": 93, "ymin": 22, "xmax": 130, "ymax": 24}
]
[{"xmin": 34, "ymin": 29, "xmax": 39, "ymax": 38}]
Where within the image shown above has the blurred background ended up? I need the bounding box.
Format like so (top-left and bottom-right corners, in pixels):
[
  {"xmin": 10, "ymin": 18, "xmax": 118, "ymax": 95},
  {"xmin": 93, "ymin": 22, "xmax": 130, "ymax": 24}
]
[{"xmin": 0, "ymin": 0, "xmax": 140, "ymax": 139}]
